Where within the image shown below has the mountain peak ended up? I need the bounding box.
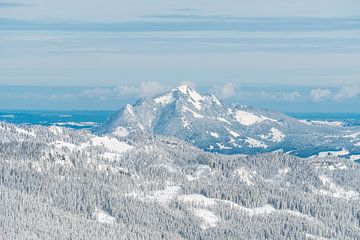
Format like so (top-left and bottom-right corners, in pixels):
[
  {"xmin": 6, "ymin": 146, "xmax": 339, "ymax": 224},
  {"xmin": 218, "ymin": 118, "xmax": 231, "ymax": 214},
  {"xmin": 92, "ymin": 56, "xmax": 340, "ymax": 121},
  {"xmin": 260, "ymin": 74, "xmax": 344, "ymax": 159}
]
[
  {"xmin": 152, "ymin": 84, "xmax": 206, "ymax": 110},
  {"xmin": 172, "ymin": 84, "xmax": 204, "ymax": 110},
  {"xmin": 172, "ymin": 84, "xmax": 201, "ymax": 97},
  {"xmin": 174, "ymin": 84, "xmax": 192, "ymax": 94}
]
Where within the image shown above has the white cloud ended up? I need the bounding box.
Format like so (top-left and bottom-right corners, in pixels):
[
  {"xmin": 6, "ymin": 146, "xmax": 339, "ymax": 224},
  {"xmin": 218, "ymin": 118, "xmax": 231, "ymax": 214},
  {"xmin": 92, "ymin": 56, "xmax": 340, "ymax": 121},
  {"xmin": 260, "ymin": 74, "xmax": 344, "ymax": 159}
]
[
  {"xmin": 81, "ymin": 88, "xmax": 114, "ymax": 101},
  {"xmin": 281, "ymin": 91, "xmax": 301, "ymax": 101},
  {"xmin": 333, "ymin": 86, "xmax": 360, "ymax": 101},
  {"xmin": 115, "ymin": 81, "xmax": 168, "ymax": 98},
  {"xmin": 80, "ymin": 81, "xmax": 168, "ymax": 101},
  {"xmin": 260, "ymin": 91, "xmax": 301, "ymax": 102},
  {"xmin": 310, "ymin": 88, "xmax": 332, "ymax": 101},
  {"xmin": 50, "ymin": 93, "xmax": 74, "ymax": 100},
  {"xmin": 212, "ymin": 82, "xmax": 237, "ymax": 99}
]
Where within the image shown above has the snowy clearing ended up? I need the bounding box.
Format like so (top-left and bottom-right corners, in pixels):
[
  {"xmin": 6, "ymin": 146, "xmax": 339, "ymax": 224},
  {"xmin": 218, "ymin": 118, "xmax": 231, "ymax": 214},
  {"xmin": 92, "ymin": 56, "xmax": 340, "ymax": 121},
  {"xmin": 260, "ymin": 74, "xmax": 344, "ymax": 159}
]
[
  {"xmin": 261, "ymin": 128, "xmax": 285, "ymax": 142},
  {"xmin": 236, "ymin": 168, "xmax": 255, "ymax": 186},
  {"xmin": 245, "ymin": 137, "xmax": 268, "ymax": 148},
  {"xmin": 193, "ymin": 209, "xmax": 219, "ymax": 230},
  {"xmin": 91, "ymin": 136, "xmax": 133, "ymax": 153},
  {"xmin": 113, "ymin": 127, "xmax": 130, "ymax": 137},
  {"xmin": 234, "ymin": 110, "xmax": 277, "ymax": 126},
  {"xmin": 210, "ymin": 132, "xmax": 219, "ymax": 138},
  {"xmin": 316, "ymin": 175, "xmax": 359, "ymax": 200},
  {"xmin": 93, "ymin": 208, "xmax": 116, "ymax": 224}
]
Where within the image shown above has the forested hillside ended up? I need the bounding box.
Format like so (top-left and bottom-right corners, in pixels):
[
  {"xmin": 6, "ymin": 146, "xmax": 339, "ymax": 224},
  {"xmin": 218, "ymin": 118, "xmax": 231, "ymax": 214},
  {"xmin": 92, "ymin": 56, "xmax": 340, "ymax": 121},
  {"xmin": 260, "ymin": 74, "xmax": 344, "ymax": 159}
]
[{"xmin": 1, "ymin": 122, "xmax": 360, "ymax": 239}]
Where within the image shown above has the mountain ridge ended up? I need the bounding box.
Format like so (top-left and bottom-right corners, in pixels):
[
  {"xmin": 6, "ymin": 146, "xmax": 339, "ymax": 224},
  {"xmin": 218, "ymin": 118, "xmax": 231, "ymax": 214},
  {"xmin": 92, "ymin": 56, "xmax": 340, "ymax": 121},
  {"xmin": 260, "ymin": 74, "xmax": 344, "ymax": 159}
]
[{"xmin": 95, "ymin": 85, "xmax": 360, "ymax": 158}]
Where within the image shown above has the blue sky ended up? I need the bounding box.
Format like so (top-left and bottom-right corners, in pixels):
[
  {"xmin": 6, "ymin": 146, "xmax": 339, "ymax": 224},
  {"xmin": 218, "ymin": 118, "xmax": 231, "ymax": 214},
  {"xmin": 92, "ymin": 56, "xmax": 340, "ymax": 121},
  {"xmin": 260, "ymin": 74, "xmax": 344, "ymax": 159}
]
[{"xmin": 0, "ymin": 0, "xmax": 360, "ymax": 112}]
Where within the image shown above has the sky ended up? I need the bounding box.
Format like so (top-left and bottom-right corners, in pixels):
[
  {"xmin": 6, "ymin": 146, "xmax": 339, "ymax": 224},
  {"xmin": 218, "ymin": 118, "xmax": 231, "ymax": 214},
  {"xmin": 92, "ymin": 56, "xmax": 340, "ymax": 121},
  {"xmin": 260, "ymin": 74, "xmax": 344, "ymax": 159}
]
[{"xmin": 0, "ymin": 0, "xmax": 360, "ymax": 112}]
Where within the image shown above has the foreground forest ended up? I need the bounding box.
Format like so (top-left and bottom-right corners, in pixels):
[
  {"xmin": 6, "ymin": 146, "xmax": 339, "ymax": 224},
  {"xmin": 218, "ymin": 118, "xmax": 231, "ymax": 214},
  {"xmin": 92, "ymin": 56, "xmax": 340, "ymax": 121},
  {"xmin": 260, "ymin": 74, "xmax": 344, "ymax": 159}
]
[{"xmin": 1, "ymin": 122, "xmax": 360, "ymax": 239}]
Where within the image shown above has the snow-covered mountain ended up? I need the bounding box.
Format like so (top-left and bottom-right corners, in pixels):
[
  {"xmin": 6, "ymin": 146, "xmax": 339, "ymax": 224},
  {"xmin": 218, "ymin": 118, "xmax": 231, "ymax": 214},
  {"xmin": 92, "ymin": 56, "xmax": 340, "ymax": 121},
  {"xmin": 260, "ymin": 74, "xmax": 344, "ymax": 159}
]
[
  {"xmin": 95, "ymin": 85, "xmax": 360, "ymax": 158},
  {"xmin": 2, "ymin": 96, "xmax": 359, "ymax": 239}
]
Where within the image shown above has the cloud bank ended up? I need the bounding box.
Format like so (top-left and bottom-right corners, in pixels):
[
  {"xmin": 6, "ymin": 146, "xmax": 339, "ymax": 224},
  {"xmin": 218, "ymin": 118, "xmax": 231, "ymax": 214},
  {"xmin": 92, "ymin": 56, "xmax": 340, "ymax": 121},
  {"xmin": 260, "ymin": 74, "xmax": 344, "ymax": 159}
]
[
  {"xmin": 333, "ymin": 86, "xmax": 360, "ymax": 101},
  {"xmin": 310, "ymin": 88, "xmax": 332, "ymax": 101}
]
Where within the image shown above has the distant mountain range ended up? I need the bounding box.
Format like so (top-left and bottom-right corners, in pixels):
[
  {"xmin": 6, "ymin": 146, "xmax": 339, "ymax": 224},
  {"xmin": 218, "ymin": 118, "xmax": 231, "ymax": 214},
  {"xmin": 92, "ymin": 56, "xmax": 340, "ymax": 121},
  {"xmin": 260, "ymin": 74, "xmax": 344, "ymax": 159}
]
[{"xmin": 95, "ymin": 85, "xmax": 360, "ymax": 159}]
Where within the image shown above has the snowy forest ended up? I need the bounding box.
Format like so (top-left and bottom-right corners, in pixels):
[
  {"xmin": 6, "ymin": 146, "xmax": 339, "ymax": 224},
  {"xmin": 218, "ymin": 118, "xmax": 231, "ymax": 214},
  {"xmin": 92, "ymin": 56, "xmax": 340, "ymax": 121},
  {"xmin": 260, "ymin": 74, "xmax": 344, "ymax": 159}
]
[{"xmin": 1, "ymin": 122, "xmax": 360, "ymax": 239}]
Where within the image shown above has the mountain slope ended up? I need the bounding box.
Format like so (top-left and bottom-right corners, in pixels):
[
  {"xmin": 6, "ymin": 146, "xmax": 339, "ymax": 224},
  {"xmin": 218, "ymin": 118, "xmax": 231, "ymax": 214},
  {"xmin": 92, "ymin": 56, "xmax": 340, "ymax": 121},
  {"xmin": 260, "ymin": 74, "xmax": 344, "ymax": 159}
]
[
  {"xmin": 95, "ymin": 85, "xmax": 360, "ymax": 158},
  {"xmin": 2, "ymin": 122, "xmax": 360, "ymax": 239}
]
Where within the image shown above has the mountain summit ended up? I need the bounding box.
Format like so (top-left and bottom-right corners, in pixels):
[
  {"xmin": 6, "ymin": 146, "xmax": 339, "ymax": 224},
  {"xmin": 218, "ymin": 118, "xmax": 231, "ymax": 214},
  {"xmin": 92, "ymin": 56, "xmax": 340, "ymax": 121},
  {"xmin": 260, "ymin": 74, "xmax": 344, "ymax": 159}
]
[
  {"xmin": 95, "ymin": 84, "xmax": 225, "ymax": 134},
  {"xmin": 95, "ymin": 85, "xmax": 360, "ymax": 157}
]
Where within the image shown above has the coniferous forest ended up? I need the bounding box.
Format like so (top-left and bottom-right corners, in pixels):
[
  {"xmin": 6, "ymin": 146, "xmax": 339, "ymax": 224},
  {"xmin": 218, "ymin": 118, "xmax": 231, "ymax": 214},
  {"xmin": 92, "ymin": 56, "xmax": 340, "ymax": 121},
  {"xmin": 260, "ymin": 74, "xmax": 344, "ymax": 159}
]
[{"xmin": 1, "ymin": 122, "xmax": 360, "ymax": 239}]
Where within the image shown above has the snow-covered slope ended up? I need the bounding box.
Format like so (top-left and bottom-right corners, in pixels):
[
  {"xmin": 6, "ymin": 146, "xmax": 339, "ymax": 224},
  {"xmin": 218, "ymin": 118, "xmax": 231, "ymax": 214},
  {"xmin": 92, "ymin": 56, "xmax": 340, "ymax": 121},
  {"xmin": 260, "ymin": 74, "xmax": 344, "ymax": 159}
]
[
  {"xmin": 1, "ymin": 121, "xmax": 360, "ymax": 239},
  {"xmin": 95, "ymin": 85, "xmax": 360, "ymax": 158}
]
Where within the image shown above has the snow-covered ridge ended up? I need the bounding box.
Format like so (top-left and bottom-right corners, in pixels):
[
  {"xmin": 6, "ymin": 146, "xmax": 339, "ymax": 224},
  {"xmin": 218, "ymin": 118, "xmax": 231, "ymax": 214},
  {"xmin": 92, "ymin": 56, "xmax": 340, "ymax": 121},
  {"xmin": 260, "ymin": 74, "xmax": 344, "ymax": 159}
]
[
  {"xmin": 183, "ymin": 106, "xmax": 204, "ymax": 118},
  {"xmin": 52, "ymin": 135, "xmax": 133, "ymax": 156},
  {"xmin": 15, "ymin": 127, "xmax": 37, "ymax": 137},
  {"xmin": 154, "ymin": 92, "xmax": 174, "ymax": 105},
  {"xmin": 299, "ymin": 120, "xmax": 343, "ymax": 127},
  {"xmin": 177, "ymin": 194, "xmax": 315, "ymax": 222},
  {"xmin": 54, "ymin": 122, "xmax": 98, "ymax": 127}
]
